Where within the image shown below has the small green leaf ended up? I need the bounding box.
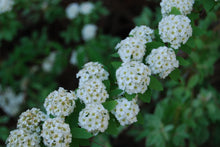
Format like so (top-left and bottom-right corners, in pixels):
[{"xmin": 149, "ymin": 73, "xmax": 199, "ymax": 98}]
[
  {"xmin": 109, "ymin": 89, "xmax": 123, "ymax": 97},
  {"xmin": 111, "ymin": 61, "xmax": 122, "ymax": 69},
  {"xmin": 170, "ymin": 7, "xmax": 181, "ymax": 15},
  {"xmin": 146, "ymin": 41, "xmax": 165, "ymax": 51},
  {"xmin": 136, "ymin": 112, "xmax": 144, "ymax": 124},
  {"xmin": 0, "ymin": 116, "xmax": 9, "ymax": 124},
  {"xmin": 125, "ymin": 93, "xmax": 136, "ymax": 101},
  {"xmin": 149, "ymin": 76, "xmax": 163, "ymax": 91},
  {"xmin": 106, "ymin": 116, "xmax": 119, "ymax": 135},
  {"xmin": 103, "ymin": 80, "xmax": 110, "ymax": 92},
  {"xmin": 138, "ymin": 89, "xmax": 152, "ymax": 103},
  {"xmin": 71, "ymin": 128, "xmax": 93, "ymax": 139},
  {"xmin": 103, "ymin": 100, "xmax": 117, "ymax": 111},
  {"xmin": 177, "ymin": 56, "xmax": 190, "ymax": 66},
  {"xmin": 169, "ymin": 69, "xmax": 181, "ymax": 81},
  {"xmin": 111, "ymin": 53, "xmax": 120, "ymax": 58},
  {"xmin": 187, "ymin": 75, "xmax": 199, "ymax": 89}
]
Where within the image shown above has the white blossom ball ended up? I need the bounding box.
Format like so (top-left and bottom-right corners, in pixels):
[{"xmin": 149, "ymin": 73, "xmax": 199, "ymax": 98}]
[
  {"xmin": 44, "ymin": 87, "xmax": 77, "ymax": 118},
  {"xmin": 6, "ymin": 129, "xmax": 40, "ymax": 147},
  {"xmin": 78, "ymin": 103, "xmax": 109, "ymax": 135},
  {"xmin": 77, "ymin": 78, "xmax": 109, "ymax": 104},
  {"xmin": 17, "ymin": 108, "xmax": 48, "ymax": 133},
  {"xmin": 42, "ymin": 52, "xmax": 56, "ymax": 72},
  {"xmin": 146, "ymin": 46, "xmax": 179, "ymax": 79},
  {"xmin": 76, "ymin": 62, "xmax": 109, "ymax": 86},
  {"xmin": 79, "ymin": 2, "xmax": 94, "ymax": 15},
  {"xmin": 160, "ymin": 0, "xmax": 195, "ymax": 16},
  {"xmin": 0, "ymin": 0, "xmax": 14, "ymax": 14},
  {"xmin": 41, "ymin": 117, "xmax": 72, "ymax": 147},
  {"xmin": 112, "ymin": 97, "xmax": 140, "ymax": 126},
  {"xmin": 82, "ymin": 24, "xmax": 97, "ymax": 41},
  {"xmin": 66, "ymin": 2, "xmax": 79, "ymax": 20},
  {"xmin": 116, "ymin": 61, "xmax": 151, "ymax": 94},
  {"xmin": 115, "ymin": 37, "xmax": 146, "ymax": 62},
  {"xmin": 129, "ymin": 25, "xmax": 154, "ymax": 44},
  {"xmin": 159, "ymin": 15, "xmax": 192, "ymax": 49}
]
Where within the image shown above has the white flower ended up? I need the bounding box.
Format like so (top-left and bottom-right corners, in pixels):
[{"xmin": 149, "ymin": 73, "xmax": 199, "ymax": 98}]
[
  {"xmin": 159, "ymin": 15, "xmax": 192, "ymax": 49},
  {"xmin": 76, "ymin": 62, "xmax": 109, "ymax": 86},
  {"xmin": 42, "ymin": 52, "xmax": 56, "ymax": 72},
  {"xmin": 66, "ymin": 2, "xmax": 80, "ymax": 20},
  {"xmin": 41, "ymin": 117, "xmax": 72, "ymax": 147},
  {"xmin": 129, "ymin": 25, "xmax": 154, "ymax": 44},
  {"xmin": 77, "ymin": 78, "xmax": 109, "ymax": 104},
  {"xmin": 79, "ymin": 2, "xmax": 94, "ymax": 15},
  {"xmin": 70, "ymin": 50, "xmax": 77, "ymax": 65},
  {"xmin": 44, "ymin": 87, "xmax": 77, "ymax": 118},
  {"xmin": 6, "ymin": 129, "xmax": 40, "ymax": 147},
  {"xmin": 82, "ymin": 24, "xmax": 97, "ymax": 41},
  {"xmin": 17, "ymin": 108, "xmax": 48, "ymax": 133},
  {"xmin": 0, "ymin": 87, "xmax": 24, "ymax": 116},
  {"xmin": 112, "ymin": 97, "xmax": 139, "ymax": 126},
  {"xmin": 115, "ymin": 37, "xmax": 146, "ymax": 62},
  {"xmin": 78, "ymin": 103, "xmax": 109, "ymax": 135},
  {"xmin": 0, "ymin": 0, "xmax": 14, "ymax": 14},
  {"xmin": 146, "ymin": 46, "xmax": 179, "ymax": 79},
  {"xmin": 160, "ymin": 0, "xmax": 195, "ymax": 16},
  {"xmin": 116, "ymin": 61, "xmax": 151, "ymax": 94}
]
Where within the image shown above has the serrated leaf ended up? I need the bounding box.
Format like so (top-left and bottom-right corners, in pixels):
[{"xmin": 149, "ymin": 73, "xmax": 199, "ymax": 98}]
[
  {"xmin": 103, "ymin": 100, "xmax": 117, "ymax": 111},
  {"xmin": 149, "ymin": 76, "xmax": 163, "ymax": 91},
  {"xmin": 177, "ymin": 56, "xmax": 190, "ymax": 66},
  {"xmin": 109, "ymin": 88, "xmax": 123, "ymax": 97},
  {"xmin": 170, "ymin": 7, "xmax": 181, "ymax": 15},
  {"xmin": 71, "ymin": 128, "xmax": 93, "ymax": 139},
  {"xmin": 187, "ymin": 75, "xmax": 199, "ymax": 89},
  {"xmin": 169, "ymin": 69, "xmax": 181, "ymax": 81},
  {"xmin": 138, "ymin": 89, "xmax": 152, "ymax": 103},
  {"xmin": 125, "ymin": 93, "xmax": 136, "ymax": 101},
  {"xmin": 111, "ymin": 61, "xmax": 122, "ymax": 69}
]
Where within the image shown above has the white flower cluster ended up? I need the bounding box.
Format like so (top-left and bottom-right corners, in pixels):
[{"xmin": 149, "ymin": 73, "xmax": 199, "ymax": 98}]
[
  {"xmin": 42, "ymin": 52, "xmax": 56, "ymax": 72},
  {"xmin": 0, "ymin": 0, "xmax": 14, "ymax": 14},
  {"xmin": 146, "ymin": 46, "xmax": 179, "ymax": 79},
  {"xmin": 77, "ymin": 78, "xmax": 109, "ymax": 104},
  {"xmin": 17, "ymin": 108, "xmax": 47, "ymax": 133},
  {"xmin": 115, "ymin": 37, "xmax": 146, "ymax": 62},
  {"xmin": 159, "ymin": 14, "xmax": 192, "ymax": 49},
  {"xmin": 78, "ymin": 103, "xmax": 109, "ymax": 135},
  {"xmin": 6, "ymin": 129, "xmax": 41, "ymax": 147},
  {"xmin": 0, "ymin": 86, "xmax": 24, "ymax": 116},
  {"xmin": 82, "ymin": 24, "xmax": 97, "ymax": 41},
  {"xmin": 41, "ymin": 117, "xmax": 72, "ymax": 147},
  {"xmin": 116, "ymin": 61, "xmax": 151, "ymax": 94},
  {"xmin": 76, "ymin": 62, "xmax": 109, "ymax": 86},
  {"xmin": 66, "ymin": 2, "xmax": 94, "ymax": 20},
  {"xmin": 129, "ymin": 25, "xmax": 154, "ymax": 44},
  {"xmin": 44, "ymin": 87, "xmax": 77, "ymax": 118},
  {"xmin": 160, "ymin": 0, "xmax": 195, "ymax": 16},
  {"xmin": 112, "ymin": 98, "xmax": 139, "ymax": 126}
]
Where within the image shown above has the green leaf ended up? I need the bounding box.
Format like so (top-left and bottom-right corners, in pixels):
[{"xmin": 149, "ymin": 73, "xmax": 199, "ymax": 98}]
[
  {"xmin": 146, "ymin": 41, "xmax": 164, "ymax": 51},
  {"xmin": 149, "ymin": 76, "xmax": 163, "ymax": 91},
  {"xmin": 136, "ymin": 112, "xmax": 144, "ymax": 124},
  {"xmin": 170, "ymin": 7, "xmax": 181, "ymax": 15},
  {"xmin": 109, "ymin": 88, "xmax": 123, "ymax": 97},
  {"xmin": 169, "ymin": 69, "xmax": 181, "ymax": 81},
  {"xmin": 125, "ymin": 93, "xmax": 136, "ymax": 101},
  {"xmin": 103, "ymin": 80, "xmax": 110, "ymax": 92},
  {"xmin": 0, "ymin": 116, "xmax": 9, "ymax": 124},
  {"xmin": 138, "ymin": 89, "xmax": 152, "ymax": 103},
  {"xmin": 103, "ymin": 100, "xmax": 117, "ymax": 111},
  {"xmin": 111, "ymin": 61, "xmax": 122, "ymax": 69},
  {"xmin": 180, "ymin": 44, "xmax": 191, "ymax": 54},
  {"xmin": 177, "ymin": 56, "xmax": 190, "ymax": 66},
  {"xmin": 106, "ymin": 116, "xmax": 119, "ymax": 135},
  {"xmin": 187, "ymin": 75, "xmax": 199, "ymax": 89},
  {"xmin": 111, "ymin": 53, "xmax": 120, "ymax": 58},
  {"xmin": 71, "ymin": 128, "xmax": 93, "ymax": 139},
  {"xmin": 201, "ymin": 0, "xmax": 215, "ymax": 12},
  {"xmin": 0, "ymin": 126, "xmax": 9, "ymax": 140}
]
